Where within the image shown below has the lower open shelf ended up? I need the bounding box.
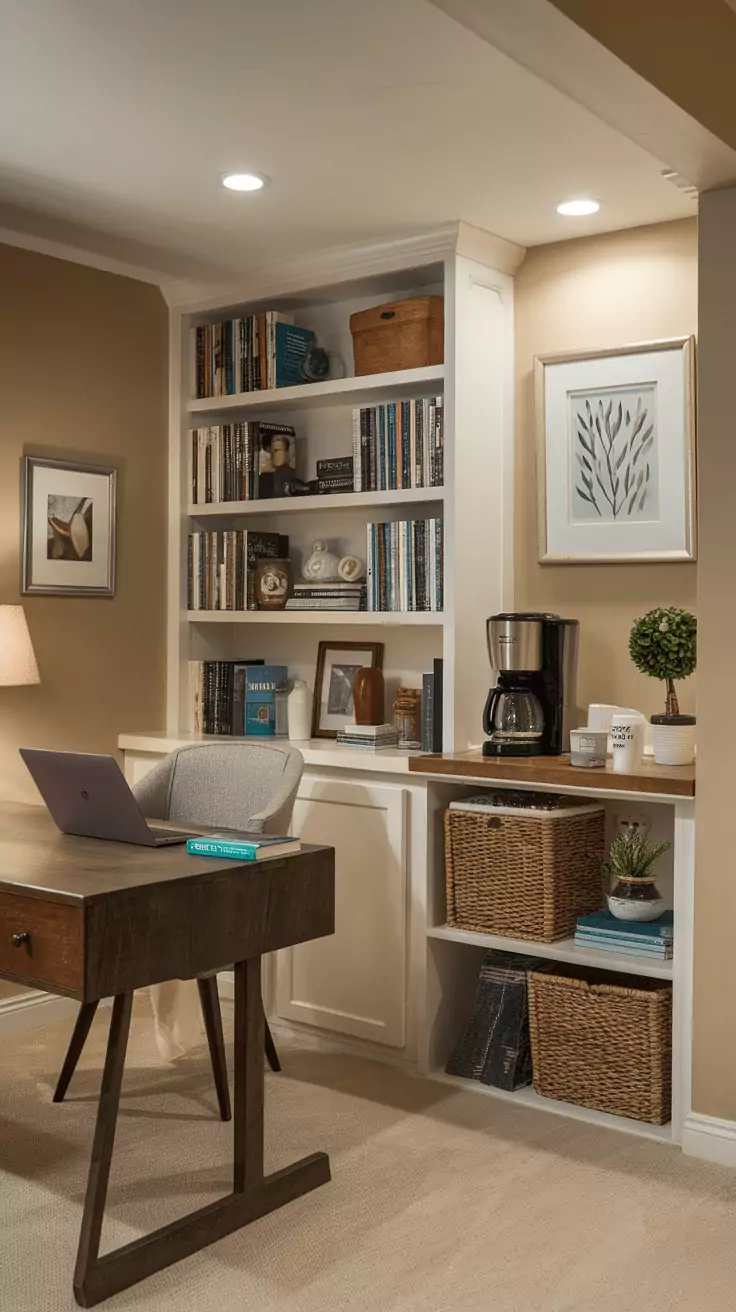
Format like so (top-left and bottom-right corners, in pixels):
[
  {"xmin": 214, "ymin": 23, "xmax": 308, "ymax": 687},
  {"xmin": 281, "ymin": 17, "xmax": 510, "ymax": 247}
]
[
  {"xmin": 431, "ymin": 1069, "xmax": 674, "ymax": 1143},
  {"xmin": 427, "ymin": 924, "xmax": 673, "ymax": 980}
]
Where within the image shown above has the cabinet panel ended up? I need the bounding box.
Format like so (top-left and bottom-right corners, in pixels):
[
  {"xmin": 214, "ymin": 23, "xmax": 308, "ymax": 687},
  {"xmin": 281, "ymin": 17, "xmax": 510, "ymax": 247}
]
[
  {"xmin": 123, "ymin": 753, "xmax": 164, "ymax": 787},
  {"xmin": 276, "ymin": 777, "xmax": 407, "ymax": 1047}
]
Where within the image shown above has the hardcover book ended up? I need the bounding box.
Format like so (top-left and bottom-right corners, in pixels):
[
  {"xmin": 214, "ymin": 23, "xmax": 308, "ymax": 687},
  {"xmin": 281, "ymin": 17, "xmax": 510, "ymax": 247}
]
[
  {"xmin": 186, "ymin": 834, "xmax": 301, "ymax": 861},
  {"xmin": 274, "ymin": 323, "xmax": 316, "ymax": 387},
  {"xmin": 245, "ymin": 665, "xmax": 288, "ymax": 736}
]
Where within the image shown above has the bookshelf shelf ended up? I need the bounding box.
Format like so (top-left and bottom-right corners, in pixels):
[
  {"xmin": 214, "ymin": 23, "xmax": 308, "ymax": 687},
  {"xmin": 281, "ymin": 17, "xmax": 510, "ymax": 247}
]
[
  {"xmin": 429, "ymin": 1071, "xmax": 673, "ymax": 1143},
  {"xmin": 188, "ymin": 364, "xmax": 445, "ymax": 416},
  {"xmin": 187, "ymin": 610, "xmax": 445, "ymax": 627},
  {"xmin": 187, "ymin": 486, "xmax": 445, "ymax": 518},
  {"xmin": 426, "ymin": 923, "xmax": 673, "ymax": 981}
]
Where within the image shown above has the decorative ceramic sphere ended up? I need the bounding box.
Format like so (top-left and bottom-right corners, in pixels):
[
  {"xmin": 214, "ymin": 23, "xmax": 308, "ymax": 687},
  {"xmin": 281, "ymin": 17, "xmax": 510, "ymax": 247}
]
[
  {"xmin": 302, "ymin": 540, "xmax": 340, "ymax": 581},
  {"xmin": 338, "ymin": 555, "xmax": 365, "ymax": 582}
]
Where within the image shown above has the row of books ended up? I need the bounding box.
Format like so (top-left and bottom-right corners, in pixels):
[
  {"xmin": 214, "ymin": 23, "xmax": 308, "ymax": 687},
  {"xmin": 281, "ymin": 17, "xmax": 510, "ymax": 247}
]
[
  {"xmin": 574, "ymin": 909, "xmax": 673, "ymax": 960},
  {"xmin": 190, "ymin": 423, "xmax": 296, "ymax": 504},
  {"xmin": 365, "ymin": 518, "xmax": 443, "ymax": 612},
  {"xmin": 188, "ymin": 660, "xmax": 287, "ymax": 736},
  {"xmin": 193, "ymin": 314, "xmax": 315, "ymax": 398},
  {"xmin": 352, "ymin": 397, "xmax": 443, "ymax": 492},
  {"xmin": 188, "ymin": 530, "xmax": 287, "ymax": 611}
]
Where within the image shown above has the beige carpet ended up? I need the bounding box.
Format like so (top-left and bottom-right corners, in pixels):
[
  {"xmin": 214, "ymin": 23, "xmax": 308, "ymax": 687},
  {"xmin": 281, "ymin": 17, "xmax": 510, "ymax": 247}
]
[{"xmin": 2, "ymin": 1000, "xmax": 736, "ymax": 1312}]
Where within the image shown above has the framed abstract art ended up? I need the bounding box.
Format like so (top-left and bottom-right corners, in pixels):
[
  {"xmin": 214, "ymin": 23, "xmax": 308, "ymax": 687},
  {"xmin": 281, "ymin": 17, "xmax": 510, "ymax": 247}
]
[
  {"xmin": 22, "ymin": 456, "xmax": 117, "ymax": 596},
  {"xmin": 535, "ymin": 337, "xmax": 696, "ymax": 563}
]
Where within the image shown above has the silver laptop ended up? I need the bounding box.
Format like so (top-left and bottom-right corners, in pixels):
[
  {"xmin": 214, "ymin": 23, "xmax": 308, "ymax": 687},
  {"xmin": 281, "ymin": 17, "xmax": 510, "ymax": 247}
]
[{"xmin": 20, "ymin": 749, "xmax": 195, "ymax": 847}]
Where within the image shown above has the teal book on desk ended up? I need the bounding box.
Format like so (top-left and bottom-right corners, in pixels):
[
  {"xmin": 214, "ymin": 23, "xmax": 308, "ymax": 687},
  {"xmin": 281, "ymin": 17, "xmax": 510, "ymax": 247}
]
[{"xmin": 186, "ymin": 834, "xmax": 301, "ymax": 861}]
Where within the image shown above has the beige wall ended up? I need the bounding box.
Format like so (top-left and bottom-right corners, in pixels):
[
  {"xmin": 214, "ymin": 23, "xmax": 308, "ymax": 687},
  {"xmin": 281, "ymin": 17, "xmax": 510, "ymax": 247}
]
[
  {"xmin": 514, "ymin": 218, "xmax": 698, "ymax": 718},
  {"xmin": 692, "ymin": 187, "xmax": 736, "ymax": 1119},
  {"xmin": 0, "ymin": 242, "xmax": 168, "ymax": 999}
]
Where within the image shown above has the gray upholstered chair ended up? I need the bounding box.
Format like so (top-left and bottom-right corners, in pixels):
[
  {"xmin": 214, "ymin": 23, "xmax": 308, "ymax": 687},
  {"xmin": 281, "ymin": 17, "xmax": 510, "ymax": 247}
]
[{"xmin": 53, "ymin": 741, "xmax": 304, "ymax": 1121}]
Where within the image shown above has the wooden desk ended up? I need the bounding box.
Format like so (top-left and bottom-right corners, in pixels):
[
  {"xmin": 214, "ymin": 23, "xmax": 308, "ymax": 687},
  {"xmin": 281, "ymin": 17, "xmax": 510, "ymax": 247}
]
[{"xmin": 0, "ymin": 802, "xmax": 335, "ymax": 1307}]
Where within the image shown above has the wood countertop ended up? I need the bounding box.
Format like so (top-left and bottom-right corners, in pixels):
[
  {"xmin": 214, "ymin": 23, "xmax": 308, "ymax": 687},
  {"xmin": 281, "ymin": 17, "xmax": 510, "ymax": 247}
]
[{"xmin": 408, "ymin": 751, "xmax": 695, "ymax": 798}]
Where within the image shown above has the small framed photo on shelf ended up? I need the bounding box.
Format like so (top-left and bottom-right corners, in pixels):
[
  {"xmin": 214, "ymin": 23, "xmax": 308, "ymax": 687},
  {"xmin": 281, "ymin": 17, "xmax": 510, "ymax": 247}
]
[
  {"xmin": 22, "ymin": 456, "xmax": 117, "ymax": 596},
  {"xmin": 535, "ymin": 336, "xmax": 696, "ymax": 563},
  {"xmin": 312, "ymin": 640, "xmax": 384, "ymax": 739}
]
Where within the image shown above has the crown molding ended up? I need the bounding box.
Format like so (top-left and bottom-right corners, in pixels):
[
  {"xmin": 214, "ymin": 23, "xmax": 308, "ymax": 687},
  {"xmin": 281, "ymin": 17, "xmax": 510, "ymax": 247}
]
[{"xmin": 171, "ymin": 222, "xmax": 526, "ymax": 315}]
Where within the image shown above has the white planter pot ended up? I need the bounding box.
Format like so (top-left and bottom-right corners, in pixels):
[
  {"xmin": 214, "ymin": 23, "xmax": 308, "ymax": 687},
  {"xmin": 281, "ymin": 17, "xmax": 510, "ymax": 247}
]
[{"xmin": 650, "ymin": 715, "xmax": 696, "ymax": 766}]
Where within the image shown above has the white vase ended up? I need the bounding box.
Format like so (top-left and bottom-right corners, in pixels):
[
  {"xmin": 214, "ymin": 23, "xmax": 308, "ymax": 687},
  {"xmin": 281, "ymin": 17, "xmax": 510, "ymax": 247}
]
[
  {"xmin": 650, "ymin": 715, "xmax": 696, "ymax": 766},
  {"xmin": 287, "ymin": 680, "xmax": 311, "ymax": 741}
]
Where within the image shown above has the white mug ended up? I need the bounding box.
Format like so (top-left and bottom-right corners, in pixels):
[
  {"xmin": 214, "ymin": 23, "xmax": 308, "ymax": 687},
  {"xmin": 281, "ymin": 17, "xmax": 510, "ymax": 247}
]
[{"xmin": 610, "ymin": 711, "xmax": 646, "ymax": 772}]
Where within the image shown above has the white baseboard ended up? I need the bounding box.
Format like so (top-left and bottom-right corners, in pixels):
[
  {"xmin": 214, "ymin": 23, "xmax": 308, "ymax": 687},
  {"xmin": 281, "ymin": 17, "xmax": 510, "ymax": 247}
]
[
  {"xmin": 0, "ymin": 989, "xmax": 79, "ymax": 1036},
  {"xmin": 682, "ymin": 1112, "xmax": 736, "ymax": 1168}
]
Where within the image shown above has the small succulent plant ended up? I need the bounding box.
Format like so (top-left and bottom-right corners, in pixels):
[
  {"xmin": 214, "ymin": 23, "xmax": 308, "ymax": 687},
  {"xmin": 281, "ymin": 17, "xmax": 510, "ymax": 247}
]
[{"xmin": 603, "ymin": 830, "xmax": 671, "ymax": 882}]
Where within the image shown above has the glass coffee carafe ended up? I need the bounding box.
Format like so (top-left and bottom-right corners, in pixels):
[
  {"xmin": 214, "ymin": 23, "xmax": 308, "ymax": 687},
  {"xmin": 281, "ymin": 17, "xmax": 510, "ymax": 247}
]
[{"xmin": 483, "ymin": 682, "xmax": 545, "ymax": 750}]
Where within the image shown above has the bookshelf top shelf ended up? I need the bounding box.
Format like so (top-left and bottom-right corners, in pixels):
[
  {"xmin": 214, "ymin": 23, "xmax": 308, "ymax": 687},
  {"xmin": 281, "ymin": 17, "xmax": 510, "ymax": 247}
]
[{"xmin": 187, "ymin": 364, "xmax": 445, "ymax": 417}]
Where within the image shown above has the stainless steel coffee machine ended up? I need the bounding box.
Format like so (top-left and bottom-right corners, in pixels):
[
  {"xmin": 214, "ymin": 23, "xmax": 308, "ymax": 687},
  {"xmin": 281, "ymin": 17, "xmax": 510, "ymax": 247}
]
[{"xmin": 482, "ymin": 613, "xmax": 579, "ymax": 757}]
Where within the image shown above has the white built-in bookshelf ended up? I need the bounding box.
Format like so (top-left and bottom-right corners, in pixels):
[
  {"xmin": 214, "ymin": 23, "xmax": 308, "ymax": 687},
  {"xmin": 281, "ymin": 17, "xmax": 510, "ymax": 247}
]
[{"xmin": 167, "ymin": 224, "xmax": 524, "ymax": 748}]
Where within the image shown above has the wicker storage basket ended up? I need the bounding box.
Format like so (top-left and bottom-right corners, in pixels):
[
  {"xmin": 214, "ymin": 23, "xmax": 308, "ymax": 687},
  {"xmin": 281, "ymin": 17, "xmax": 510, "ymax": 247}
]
[
  {"xmin": 349, "ymin": 295, "xmax": 443, "ymax": 376},
  {"xmin": 444, "ymin": 795, "xmax": 605, "ymax": 942},
  {"xmin": 528, "ymin": 965, "xmax": 672, "ymax": 1124}
]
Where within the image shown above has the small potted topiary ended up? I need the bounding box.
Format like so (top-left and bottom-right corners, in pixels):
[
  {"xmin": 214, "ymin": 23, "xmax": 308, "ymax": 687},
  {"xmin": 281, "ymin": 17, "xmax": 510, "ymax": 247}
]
[
  {"xmin": 629, "ymin": 606, "xmax": 696, "ymax": 765},
  {"xmin": 605, "ymin": 828, "xmax": 671, "ymax": 921}
]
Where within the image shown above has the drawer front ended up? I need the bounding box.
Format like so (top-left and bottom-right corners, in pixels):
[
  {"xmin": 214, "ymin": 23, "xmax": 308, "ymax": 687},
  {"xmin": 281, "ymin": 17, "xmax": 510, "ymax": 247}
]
[{"xmin": 0, "ymin": 890, "xmax": 84, "ymax": 994}]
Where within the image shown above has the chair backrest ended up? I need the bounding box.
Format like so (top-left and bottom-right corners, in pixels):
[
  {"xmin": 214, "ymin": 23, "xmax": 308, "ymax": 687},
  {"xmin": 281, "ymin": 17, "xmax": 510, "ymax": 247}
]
[{"xmin": 132, "ymin": 741, "xmax": 304, "ymax": 835}]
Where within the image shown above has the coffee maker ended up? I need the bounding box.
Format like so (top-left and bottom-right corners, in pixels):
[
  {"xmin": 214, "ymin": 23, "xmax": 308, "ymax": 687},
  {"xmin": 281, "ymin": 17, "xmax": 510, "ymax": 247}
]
[{"xmin": 482, "ymin": 613, "xmax": 579, "ymax": 757}]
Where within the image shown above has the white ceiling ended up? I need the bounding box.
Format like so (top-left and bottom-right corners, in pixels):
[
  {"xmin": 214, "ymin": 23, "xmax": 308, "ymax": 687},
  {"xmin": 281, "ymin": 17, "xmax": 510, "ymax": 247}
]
[{"xmin": 0, "ymin": 0, "xmax": 697, "ymax": 283}]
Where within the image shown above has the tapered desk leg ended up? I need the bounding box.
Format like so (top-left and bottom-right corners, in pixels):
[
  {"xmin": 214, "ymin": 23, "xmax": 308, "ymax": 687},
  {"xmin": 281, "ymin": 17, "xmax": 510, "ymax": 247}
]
[
  {"xmin": 264, "ymin": 1017, "xmax": 282, "ymax": 1073},
  {"xmin": 72, "ymin": 962, "xmax": 330, "ymax": 1309},
  {"xmin": 53, "ymin": 1001, "xmax": 100, "ymax": 1103},
  {"xmin": 197, "ymin": 978, "xmax": 232, "ymax": 1122},
  {"xmin": 73, "ymin": 993, "xmax": 133, "ymax": 1303}
]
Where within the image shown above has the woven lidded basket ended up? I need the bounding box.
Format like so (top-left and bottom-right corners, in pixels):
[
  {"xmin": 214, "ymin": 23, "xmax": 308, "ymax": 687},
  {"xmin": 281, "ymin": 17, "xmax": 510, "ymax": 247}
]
[
  {"xmin": 528, "ymin": 965, "xmax": 672, "ymax": 1124},
  {"xmin": 349, "ymin": 295, "xmax": 444, "ymax": 376},
  {"xmin": 444, "ymin": 793, "xmax": 605, "ymax": 942}
]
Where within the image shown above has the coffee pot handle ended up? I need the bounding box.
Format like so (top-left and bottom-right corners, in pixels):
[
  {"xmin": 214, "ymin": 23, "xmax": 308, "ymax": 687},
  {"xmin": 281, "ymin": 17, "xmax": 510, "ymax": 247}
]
[{"xmin": 483, "ymin": 687, "xmax": 501, "ymax": 737}]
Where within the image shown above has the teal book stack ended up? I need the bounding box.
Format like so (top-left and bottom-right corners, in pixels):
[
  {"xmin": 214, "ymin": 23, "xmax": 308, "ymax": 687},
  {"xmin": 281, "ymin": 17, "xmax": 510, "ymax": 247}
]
[{"xmin": 575, "ymin": 909, "xmax": 673, "ymax": 959}]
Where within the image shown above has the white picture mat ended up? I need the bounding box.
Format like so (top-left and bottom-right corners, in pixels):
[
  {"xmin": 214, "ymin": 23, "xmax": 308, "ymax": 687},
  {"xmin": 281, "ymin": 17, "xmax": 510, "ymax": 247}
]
[
  {"xmin": 541, "ymin": 345, "xmax": 694, "ymax": 561},
  {"xmin": 319, "ymin": 647, "xmax": 377, "ymax": 731},
  {"xmin": 30, "ymin": 464, "xmax": 112, "ymax": 589}
]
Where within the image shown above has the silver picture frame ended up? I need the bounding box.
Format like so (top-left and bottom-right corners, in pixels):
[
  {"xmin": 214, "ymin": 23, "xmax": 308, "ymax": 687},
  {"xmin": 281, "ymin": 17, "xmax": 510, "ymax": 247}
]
[{"xmin": 22, "ymin": 455, "xmax": 117, "ymax": 596}]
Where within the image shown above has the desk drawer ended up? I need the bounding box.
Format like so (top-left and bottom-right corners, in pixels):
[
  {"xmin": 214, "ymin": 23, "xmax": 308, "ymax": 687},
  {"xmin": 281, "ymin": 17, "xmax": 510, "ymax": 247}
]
[{"xmin": 0, "ymin": 891, "xmax": 84, "ymax": 993}]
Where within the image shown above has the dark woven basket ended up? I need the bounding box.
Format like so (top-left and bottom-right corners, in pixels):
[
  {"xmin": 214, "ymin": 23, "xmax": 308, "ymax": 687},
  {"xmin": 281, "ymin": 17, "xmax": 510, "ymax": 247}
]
[
  {"xmin": 528, "ymin": 965, "xmax": 673, "ymax": 1124},
  {"xmin": 444, "ymin": 798, "xmax": 605, "ymax": 942}
]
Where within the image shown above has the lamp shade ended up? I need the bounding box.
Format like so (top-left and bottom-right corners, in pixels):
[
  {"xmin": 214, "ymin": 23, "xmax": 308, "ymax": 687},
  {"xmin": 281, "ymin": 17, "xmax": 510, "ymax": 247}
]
[{"xmin": 0, "ymin": 605, "xmax": 40, "ymax": 687}]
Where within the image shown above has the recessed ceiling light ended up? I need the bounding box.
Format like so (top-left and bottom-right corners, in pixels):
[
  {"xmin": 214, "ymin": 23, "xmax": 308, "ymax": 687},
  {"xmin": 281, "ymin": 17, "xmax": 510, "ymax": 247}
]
[
  {"xmin": 221, "ymin": 172, "xmax": 269, "ymax": 192},
  {"xmin": 556, "ymin": 198, "xmax": 600, "ymax": 217}
]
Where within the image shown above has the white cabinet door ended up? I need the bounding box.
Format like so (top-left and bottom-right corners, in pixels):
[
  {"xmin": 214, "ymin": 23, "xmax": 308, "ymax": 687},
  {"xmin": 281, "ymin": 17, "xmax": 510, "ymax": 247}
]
[
  {"xmin": 122, "ymin": 752, "xmax": 166, "ymax": 787},
  {"xmin": 276, "ymin": 777, "xmax": 407, "ymax": 1048}
]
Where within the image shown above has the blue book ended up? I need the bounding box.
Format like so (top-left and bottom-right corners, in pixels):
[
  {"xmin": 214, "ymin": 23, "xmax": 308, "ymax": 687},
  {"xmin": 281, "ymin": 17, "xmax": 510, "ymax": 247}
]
[
  {"xmin": 576, "ymin": 909, "xmax": 673, "ymax": 940},
  {"xmin": 245, "ymin": 664, "xmax": 287, "ymax": 736},
  {"xmin": 274, "ymin": 323, "xmax": 316, "ymax": 387},
  {"xmin": 387, "ymin": 404, "xmax": 397, "ymax": 490},
  {"xmin": 401, "ymin": 403, "xmax": 411, "ymax": 489},
  {"xmin": 187, "ymin": 834, "xmax": 300, "ymax": 861}
]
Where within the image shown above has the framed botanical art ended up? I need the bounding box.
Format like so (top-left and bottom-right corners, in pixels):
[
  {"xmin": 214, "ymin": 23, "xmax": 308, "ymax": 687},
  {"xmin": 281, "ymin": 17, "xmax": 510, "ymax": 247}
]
[
  {"xmin": 535, "ymin": 337, "xmax": 696, "ymax": 563},
  {"xmin": 22, "ymin": 456, "xmax": 117, "ymax": 596},
  {"xmin": 311, "ymin": 640, "xmax": 384, "ymax": 739}
]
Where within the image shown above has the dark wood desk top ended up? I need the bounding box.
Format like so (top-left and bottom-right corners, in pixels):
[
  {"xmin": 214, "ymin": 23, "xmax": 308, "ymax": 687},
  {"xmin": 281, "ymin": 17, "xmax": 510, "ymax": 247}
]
[
  {"xmin": 0, "ymin": 801, "xmax": 328, "ymax": 906},
  {"xmin": 408, "ymin": 751, "xmax": 695, "ymax": 798}
]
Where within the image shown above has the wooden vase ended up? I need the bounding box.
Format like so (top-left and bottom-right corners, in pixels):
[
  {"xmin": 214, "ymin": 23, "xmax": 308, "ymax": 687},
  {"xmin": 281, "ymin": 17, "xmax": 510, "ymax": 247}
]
[{"xmin": 353, "ymin": 667, "xmax": 385, "ymax": 725}]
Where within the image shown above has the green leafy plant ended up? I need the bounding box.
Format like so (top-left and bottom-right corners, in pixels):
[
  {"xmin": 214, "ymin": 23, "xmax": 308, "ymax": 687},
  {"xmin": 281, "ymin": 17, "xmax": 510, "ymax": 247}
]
[
  {"xmin": 603, "ymin": 830, "xmax": 671, "ymax": 882},
  {"xmin": 629, "ymin": 606, "xmax": 697, "ymax": 715}
]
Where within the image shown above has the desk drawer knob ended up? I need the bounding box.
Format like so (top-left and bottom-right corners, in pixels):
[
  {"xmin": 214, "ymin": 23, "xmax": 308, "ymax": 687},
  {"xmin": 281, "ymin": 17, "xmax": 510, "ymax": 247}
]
[{"xmin": 11, "ymin": 931, "xmax": 30, "ymax": 947}]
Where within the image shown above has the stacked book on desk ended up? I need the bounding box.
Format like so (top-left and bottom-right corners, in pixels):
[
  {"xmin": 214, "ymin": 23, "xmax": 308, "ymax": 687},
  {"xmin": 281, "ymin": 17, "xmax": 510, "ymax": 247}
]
[
  {"xmin": 575, "ymin": 909, "xmax": 673, "ymax": 960},
  {"xmin": 336, "ymin": 723, "xmax": 399, "ymax": 750},
  {"xmin": 285, "ymin": 581, "xmax": 366, "ymax": 611}
]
